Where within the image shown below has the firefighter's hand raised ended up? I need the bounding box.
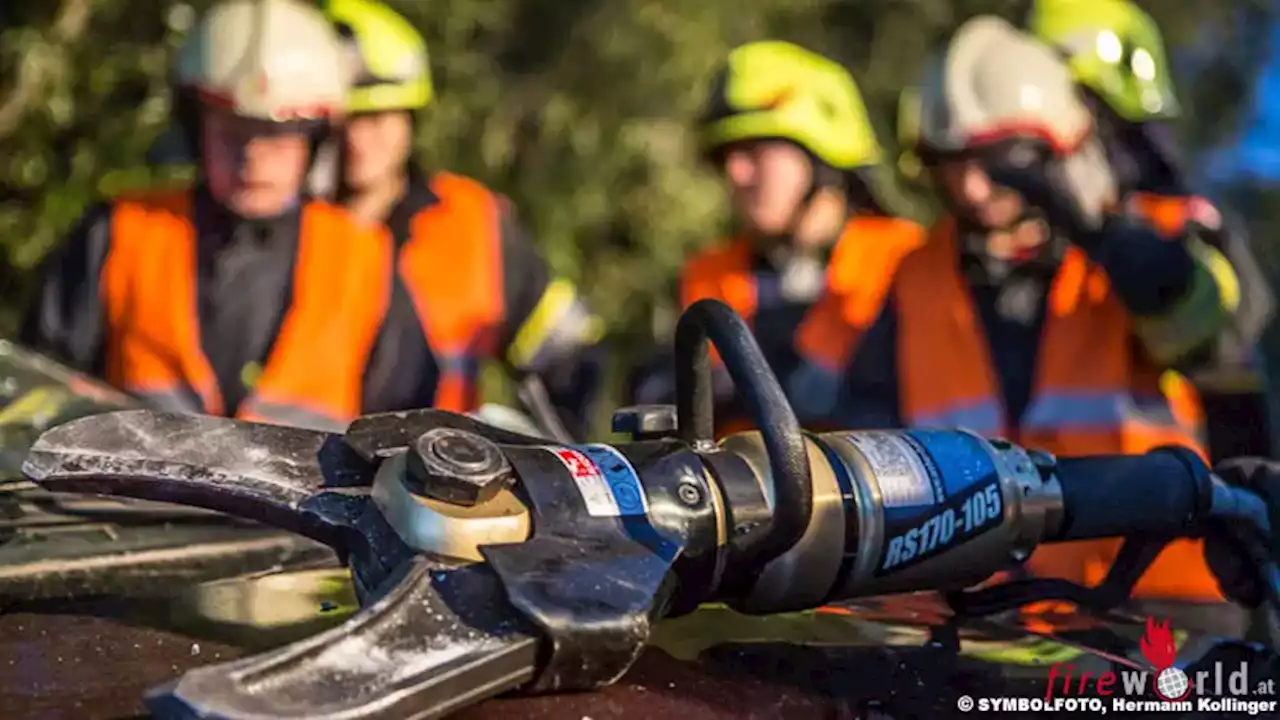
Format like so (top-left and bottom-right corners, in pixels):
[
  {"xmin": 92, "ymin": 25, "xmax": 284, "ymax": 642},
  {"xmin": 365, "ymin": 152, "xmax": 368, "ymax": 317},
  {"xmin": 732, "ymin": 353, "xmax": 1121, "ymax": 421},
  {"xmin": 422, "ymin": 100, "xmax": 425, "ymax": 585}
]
[{"xmin": 984, "ymin": 138, "xmax": 1118, "ymax": 243}]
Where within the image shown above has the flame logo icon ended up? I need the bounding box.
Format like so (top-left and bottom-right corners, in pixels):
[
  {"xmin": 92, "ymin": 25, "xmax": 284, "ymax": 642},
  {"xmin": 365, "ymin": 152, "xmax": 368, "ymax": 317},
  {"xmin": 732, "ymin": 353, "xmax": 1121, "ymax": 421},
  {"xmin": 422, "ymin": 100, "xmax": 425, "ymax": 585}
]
[
  {"xmin": 1139, "ymin": 617, "xmax": 1177, "ymax": 669},
  {"xmin": 1140, "ymin": 617, "xmax": 1190, "ymax": 701}
]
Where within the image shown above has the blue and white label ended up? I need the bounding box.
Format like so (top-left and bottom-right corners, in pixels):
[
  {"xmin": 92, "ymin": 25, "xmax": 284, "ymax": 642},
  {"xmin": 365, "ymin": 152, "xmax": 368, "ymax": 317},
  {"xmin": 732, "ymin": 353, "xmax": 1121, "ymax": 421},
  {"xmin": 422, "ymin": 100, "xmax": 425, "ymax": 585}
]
[
  {"xmin": 547, "ymin": 444, "xmax": 648, "ymax": 517},
  {"xmin": 868, "ymin": 429, "xmax": 1006, "ymax": 577}
]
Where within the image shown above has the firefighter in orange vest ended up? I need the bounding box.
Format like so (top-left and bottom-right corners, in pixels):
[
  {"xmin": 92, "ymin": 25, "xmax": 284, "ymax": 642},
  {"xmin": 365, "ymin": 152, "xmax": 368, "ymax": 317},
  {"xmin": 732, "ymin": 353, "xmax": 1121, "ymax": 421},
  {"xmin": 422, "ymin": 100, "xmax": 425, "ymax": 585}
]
[
  {"xmin": 821, "ymin": 18, "xmax": 1246, "ymax": 608},
  {"xmin": 896, "ymin": 84, "xmax": 1212, "ymax": 452},
  {"xmin": 629, "ymin": 41, "xmax": 926, "ymax": 431},
  {"xmin": 20, "ymin": 0, "xmax": 399, "ymax": 432},
  {"xmin": 323, "ymin": 0, "xmax": 603, "ymax": 439},
  {"xmin": 1026, "ymin": 0, "xmax": 1275, "ymax": 464}
]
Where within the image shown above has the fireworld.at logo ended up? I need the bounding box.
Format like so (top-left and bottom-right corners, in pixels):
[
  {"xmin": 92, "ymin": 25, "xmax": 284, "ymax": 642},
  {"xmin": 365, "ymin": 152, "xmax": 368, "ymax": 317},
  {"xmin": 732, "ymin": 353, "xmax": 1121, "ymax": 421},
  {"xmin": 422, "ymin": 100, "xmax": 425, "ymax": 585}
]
[{"xmin": 1044, "ymin": 616, "xmax": 1276, "ymax": 704}]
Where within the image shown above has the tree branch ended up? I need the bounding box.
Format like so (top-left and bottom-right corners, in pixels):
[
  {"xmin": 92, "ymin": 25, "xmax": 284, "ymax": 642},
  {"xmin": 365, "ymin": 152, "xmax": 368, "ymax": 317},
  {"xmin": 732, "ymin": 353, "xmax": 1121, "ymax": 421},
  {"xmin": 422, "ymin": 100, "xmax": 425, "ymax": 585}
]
[{"xmin": 0, "ymin": 0, "xmax": 95, "ymax": 140}]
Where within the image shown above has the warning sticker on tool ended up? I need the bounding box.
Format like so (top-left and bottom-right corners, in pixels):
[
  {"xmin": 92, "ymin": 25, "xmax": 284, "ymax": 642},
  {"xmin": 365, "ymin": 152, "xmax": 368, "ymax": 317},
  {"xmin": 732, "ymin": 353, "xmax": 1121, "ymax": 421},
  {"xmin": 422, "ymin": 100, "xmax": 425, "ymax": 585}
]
[
  {"xmin": 848, "ymin": 432, "xmax": 936, "ymax": 508},
  {"xmin": 547, "ymin": 444, "xmax": 649, "ymax": 517}
]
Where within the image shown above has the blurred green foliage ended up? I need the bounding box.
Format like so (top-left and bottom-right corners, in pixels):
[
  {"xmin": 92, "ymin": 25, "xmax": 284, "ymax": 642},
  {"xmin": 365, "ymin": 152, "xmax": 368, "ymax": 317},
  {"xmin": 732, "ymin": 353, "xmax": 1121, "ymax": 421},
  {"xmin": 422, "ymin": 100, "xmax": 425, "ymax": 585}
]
[{"xmin": 0, "ymin": 0, "xmax": 1276, "ymax": 428}]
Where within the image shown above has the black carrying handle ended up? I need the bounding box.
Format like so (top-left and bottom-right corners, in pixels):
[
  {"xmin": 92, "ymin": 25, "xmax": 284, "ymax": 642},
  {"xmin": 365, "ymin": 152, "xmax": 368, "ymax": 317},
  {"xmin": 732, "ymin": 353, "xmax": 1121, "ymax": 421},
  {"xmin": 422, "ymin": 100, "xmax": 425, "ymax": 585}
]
[
  {"xmin": 1049, "ymin": 446, "xmax": 1213, "ymax": 541},
  {"xmin": 1050, "ymin": 444, "xmax": 1274, "ymax": 542},
  {"xmin": 673, "ymin": 298, "xmax": 812, "ymax": 566}
]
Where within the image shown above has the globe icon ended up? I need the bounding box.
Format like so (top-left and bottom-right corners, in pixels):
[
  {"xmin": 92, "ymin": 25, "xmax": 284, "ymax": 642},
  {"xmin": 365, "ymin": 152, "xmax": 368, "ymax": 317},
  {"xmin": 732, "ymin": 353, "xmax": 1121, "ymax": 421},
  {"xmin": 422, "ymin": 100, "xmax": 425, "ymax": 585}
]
[{"xmin": 1156, "ymin": 667, "xmax": 1190, "ymax": 701}]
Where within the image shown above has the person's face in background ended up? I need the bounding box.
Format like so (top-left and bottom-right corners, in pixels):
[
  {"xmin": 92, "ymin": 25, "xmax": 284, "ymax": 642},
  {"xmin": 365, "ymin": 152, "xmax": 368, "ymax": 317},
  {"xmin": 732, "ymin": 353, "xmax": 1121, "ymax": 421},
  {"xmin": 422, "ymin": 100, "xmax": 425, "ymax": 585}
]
[
  {"xmin": 932, "ymin": 157, "xmax": 1046, "ymax": 262},
  {"xmin": 721, "ymin": 140, "xmax": 814, "ymax": 237},
  {"xmin": 201, "ymin": 107, "xmax": 312, "ymax": 218},
  {"xmin": 935, "ymin": 158, "xmax": 1026, "ymax": 230},
  {"xmin": 343, "ymin": 110, "xmax": 414, "ymax": 191}
]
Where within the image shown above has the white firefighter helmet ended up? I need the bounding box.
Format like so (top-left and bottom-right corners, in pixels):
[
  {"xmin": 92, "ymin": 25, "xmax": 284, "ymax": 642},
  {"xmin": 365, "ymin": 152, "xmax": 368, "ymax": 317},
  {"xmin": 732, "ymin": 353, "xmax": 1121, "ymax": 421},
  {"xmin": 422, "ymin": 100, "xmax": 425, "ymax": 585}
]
[
  {"xmin": 176, "ymin": 0, "xmax": 350, "ymax": 122},
  {"xmin": 917, "ymin": 16, "xmax": 1093, "ymax": 155}
]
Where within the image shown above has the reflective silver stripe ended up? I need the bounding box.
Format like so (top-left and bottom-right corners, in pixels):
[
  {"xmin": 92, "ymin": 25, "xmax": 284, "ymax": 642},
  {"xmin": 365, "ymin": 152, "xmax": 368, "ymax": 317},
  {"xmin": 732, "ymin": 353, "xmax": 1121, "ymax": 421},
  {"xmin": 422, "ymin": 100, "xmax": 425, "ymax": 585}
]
[
  {"xmin": 1022, "ymin": 390, "xmax": 1178, "ymax": 431},
  {"xmin": 912, "ymin": 390, "xmax": 1184, "ymax": 439},
  {"xmin": 237, "ymin": 398, "xmax": 348, "ymax": 433},
  {"xmin": 437, "ymin": 352, "xmax": 481, "ymax": 378},
  {"xmin": 910, "ymin": 398, "xmax": 1002, "ymax": 436}
]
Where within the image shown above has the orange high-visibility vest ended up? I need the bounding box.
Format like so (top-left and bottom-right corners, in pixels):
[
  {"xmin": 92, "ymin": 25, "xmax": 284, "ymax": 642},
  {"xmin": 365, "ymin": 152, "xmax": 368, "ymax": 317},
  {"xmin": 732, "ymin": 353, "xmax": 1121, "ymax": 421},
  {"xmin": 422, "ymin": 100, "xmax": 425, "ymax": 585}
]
[
  {"xmin": 397, "ymin": 172, "xmax": 507, "ymax": 413},
  {"xmin": 894, "ymin": 218, "xmax": 1220, "ymax": 601},
  {"xmin": 681, "ymin": 216, "xmax": 926, "ymax": 434},
  {"xmin": 102, "ymin": 190, "xmax": 393, "ymax": 431},
  {"xmin": 793, "ymin": 217, "xmax": 928, "ymax": 375}
]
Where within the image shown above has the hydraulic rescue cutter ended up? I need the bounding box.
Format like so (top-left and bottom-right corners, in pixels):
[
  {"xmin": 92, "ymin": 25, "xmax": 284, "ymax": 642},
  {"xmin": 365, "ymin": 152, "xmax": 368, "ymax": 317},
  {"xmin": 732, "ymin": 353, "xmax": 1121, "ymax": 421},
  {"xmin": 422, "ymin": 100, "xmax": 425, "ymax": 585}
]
[{"xmin": 21, "ymin": 299, "xmax": 1280, "ymax": 718}]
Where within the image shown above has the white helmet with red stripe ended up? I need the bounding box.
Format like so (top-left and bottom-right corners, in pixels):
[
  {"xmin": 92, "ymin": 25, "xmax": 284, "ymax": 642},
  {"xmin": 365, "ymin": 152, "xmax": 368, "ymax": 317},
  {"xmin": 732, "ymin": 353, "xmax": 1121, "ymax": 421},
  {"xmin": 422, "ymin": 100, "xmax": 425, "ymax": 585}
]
[
  {"xmin": 918, "ymin": 16, "xmax": 1092, "ymax": 156},
  {"xmin": 177, "ymin": 0, "xmax": 350, "ymax": 123}
]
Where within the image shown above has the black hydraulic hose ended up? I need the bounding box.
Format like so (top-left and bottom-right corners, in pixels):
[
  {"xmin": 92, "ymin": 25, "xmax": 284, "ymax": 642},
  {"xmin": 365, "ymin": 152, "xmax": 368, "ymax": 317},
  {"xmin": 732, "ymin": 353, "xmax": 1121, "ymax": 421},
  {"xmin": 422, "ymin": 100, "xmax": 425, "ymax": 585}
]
[{"xmin": 673, "ymin": 298, "xmax": 812, "ymax": 564}]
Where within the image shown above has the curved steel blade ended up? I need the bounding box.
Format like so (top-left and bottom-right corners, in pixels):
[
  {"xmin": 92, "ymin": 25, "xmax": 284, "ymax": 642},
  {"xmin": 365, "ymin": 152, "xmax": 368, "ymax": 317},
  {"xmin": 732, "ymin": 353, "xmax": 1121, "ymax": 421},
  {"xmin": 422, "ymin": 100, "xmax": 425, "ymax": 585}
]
[
  {"xmin": 342, "ymin": 408, "xmax": 548, "ymax": 463},
  {"xmin": 22, "ymin": 410, "xmax": 370, "ymax": 547},
  {"xmin": 145, "ymin": 557, "xmax": 541, "ymax": 720}
]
